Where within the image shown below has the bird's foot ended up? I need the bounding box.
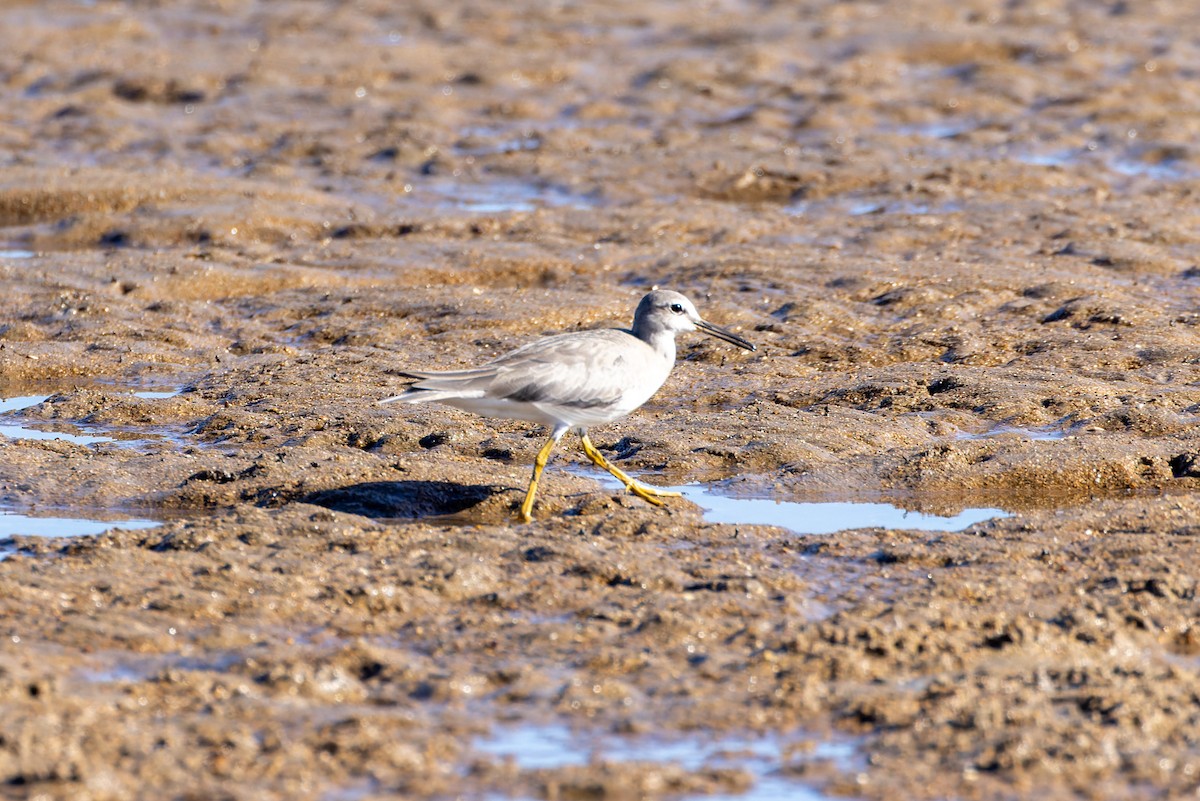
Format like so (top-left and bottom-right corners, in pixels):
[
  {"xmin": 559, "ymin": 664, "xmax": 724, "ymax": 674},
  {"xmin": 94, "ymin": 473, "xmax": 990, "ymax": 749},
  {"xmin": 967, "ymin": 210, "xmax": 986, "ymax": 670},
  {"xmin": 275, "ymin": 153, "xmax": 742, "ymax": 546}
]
[
  {"xmin": 632, "ymin": 482, "xmax": 683, "ymax": 499},
  {"xmin": 625, "ymin": 481, "xmax": 681, "ymax": 507}
]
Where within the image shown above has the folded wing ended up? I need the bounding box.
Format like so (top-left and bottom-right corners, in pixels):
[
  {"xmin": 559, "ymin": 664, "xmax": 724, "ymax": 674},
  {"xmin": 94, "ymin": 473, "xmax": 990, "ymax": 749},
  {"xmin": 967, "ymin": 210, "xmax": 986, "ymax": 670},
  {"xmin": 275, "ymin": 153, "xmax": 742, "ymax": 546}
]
[{"xmin": 381, "ymin": 329, "xmax": 653, "ymax": 412}]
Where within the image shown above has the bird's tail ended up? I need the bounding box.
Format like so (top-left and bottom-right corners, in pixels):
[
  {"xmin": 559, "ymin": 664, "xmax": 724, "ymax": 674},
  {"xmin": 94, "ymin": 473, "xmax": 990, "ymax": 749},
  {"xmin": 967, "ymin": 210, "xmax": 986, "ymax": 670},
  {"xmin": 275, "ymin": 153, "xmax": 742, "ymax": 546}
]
[
  {"xmin": 378, "ymin": 368, "xmax": 493, "ymax": 406},
  {"xmin": 377, "ymin": 392, "xmax": 412, "ymax": 405},
  {"xmin": 378, "ymin": 388, "xmax": 488, "ymax": 406}
]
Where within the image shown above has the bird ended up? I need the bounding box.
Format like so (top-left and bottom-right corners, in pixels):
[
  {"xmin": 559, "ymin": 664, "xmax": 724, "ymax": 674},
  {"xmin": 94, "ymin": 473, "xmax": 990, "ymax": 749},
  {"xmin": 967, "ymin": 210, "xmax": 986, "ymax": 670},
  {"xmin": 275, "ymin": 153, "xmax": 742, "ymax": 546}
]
[{"xmin": 379, "ymin": 289, "xmax": 756, "ymax": 522}]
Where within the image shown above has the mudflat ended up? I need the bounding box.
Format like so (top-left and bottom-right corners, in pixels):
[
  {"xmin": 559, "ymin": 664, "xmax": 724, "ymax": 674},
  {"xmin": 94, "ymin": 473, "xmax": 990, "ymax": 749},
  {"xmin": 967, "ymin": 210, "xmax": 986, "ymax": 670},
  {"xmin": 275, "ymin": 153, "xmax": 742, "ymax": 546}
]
[{"xmin": 3, "ymin": 1, "xmax": 1200, "ymax": 799}]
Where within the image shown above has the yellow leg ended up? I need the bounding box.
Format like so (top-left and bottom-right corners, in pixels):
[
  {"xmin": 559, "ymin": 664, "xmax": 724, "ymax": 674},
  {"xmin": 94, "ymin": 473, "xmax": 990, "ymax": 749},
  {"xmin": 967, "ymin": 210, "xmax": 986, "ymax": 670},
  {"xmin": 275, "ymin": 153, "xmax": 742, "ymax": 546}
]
[
  {"xmin": 579, "ymin": 433, "xmax": 682, "ymax": 507},
  {"xmin": 520, "ymin": 434, "xmax": 561, "ymax": 522}
]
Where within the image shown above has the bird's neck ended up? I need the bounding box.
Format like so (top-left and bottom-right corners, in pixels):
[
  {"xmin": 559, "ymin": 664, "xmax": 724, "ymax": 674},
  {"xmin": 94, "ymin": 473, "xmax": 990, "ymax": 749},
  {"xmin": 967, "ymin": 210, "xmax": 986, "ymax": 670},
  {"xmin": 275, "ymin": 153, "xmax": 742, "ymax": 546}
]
[{"xmin": 632, "ymin": 327, "xmax": 676, "ymax": 363}]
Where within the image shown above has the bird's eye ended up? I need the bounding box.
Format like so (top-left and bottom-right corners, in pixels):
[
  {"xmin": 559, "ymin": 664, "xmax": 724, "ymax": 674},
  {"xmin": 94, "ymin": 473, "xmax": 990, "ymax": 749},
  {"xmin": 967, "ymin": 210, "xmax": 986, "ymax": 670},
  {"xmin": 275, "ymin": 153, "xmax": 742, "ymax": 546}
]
[{"xmin": 669, "ymin": 303, "xmax": 684, "ymax": 314}]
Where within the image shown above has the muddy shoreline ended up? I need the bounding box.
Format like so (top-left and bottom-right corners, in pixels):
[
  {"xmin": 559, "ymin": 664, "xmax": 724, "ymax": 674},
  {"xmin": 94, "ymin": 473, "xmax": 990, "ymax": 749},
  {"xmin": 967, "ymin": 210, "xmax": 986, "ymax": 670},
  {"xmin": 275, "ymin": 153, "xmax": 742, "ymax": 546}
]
[{"xmin": 4, "ymin": 1, "xmax": 1200, "ymax": 799}]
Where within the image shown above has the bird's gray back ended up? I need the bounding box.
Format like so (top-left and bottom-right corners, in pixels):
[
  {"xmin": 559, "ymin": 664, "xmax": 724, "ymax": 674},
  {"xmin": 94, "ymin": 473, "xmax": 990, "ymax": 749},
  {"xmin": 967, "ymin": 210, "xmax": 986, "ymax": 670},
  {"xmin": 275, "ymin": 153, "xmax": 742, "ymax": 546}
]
[
  {"xmin": 493, "ymin": 328, "xmax": 667, "ymax": 409},
  {"xmin": 409, "ymin": 328, "xmax": 671, "ymax": 415}
]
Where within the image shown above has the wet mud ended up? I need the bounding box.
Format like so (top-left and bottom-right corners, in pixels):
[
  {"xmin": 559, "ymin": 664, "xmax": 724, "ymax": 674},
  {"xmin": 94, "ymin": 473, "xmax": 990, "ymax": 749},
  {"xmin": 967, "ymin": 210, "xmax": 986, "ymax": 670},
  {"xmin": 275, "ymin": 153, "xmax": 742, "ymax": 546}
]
[{"xmin": 3, "ymin": 1, "xmax": 1200, "ymax": 799}]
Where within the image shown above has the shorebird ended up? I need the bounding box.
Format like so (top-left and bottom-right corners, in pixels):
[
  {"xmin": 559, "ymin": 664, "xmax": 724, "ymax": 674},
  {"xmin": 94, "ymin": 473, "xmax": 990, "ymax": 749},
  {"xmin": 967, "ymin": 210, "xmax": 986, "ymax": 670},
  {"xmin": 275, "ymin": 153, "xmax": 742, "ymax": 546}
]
[{"xmin": 380, "ymin": 289, "xmax": 755, "ymax": 521}]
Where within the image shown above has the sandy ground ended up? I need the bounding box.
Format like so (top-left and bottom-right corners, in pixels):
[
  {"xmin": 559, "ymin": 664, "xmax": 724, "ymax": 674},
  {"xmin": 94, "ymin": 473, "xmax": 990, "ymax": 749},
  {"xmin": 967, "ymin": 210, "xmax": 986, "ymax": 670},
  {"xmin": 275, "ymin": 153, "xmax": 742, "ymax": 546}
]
[{"xmin": 3, "ymin": 0, "xmax": 1200, "ymax": 799}]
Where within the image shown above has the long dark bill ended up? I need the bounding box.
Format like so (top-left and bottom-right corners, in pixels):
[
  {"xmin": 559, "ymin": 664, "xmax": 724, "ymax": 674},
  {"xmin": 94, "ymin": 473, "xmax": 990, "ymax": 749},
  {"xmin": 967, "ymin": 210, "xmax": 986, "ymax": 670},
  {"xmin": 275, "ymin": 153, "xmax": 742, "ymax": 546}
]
[{"xmin": 696, "ymin": 319, "xmax": 756, "ymax": 351}]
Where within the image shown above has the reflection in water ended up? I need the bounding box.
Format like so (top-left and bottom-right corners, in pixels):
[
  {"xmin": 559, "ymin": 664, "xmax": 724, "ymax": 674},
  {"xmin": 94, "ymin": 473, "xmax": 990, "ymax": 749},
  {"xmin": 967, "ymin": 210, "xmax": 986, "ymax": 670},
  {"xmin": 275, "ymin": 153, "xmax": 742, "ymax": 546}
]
[
  {"xmin": 677, "ymin": 485, "xmax": 1008, "ymax": 534},
  {"xmin": 580, "ymin": 469, "xmax": 1008, "ymax": 534},
  {"xmin": 0, "ymin": 395, "xmax": 49, "ymax": 414},
  {"xmin": 79, "ymin": 651, "xmax": 243, "ymax": 685},
  {"xmin": 0, "ymin": 388, "xmax": 184, "ymax": 447},
  {"xmin": 0, "ymin": 388, "xmax": 180, "ymax": 558},
  {"xmin": 0, "ymin": 422, "xmax": 117, "ymax": 446},
  {"xmin": 0, "ymin": 510, "xmax": 160, "ymax": 560},
  {"xmin": 476, "ymin": 724, "xmax": 853, "ymax": 801},
  {"xmin": 0, "ymin": 394, "xmax": 116, "ymax": 444},
  {"xmin": 402, "ymin": 177, "xmax": 597, "ymax": 214},
  {"xmin": 956, "ymin": 425, "xmax": 1067, "ymax": 442},
  {"xmin": 1016, "ymin": 148, "xmax": 1193, "ymax": 181}
]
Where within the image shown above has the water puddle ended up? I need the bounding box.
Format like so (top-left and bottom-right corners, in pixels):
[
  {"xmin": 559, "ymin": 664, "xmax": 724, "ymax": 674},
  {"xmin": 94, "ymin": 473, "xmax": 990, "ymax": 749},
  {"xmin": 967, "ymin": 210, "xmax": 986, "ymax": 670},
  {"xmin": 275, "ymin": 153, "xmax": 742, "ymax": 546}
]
[
  {"xmin": 1015, "ymin": 148, "xmax": 1194, "ymax": 182},
  {"xmin": 788, "ymin": 197, "xmax": 958, "ymax": 219},
  {"xmin": 0, "ymin": 420, "xmax": 119, "ymax": 446},
  {"xmin": 0, "ymin": 249, "xmax": 35, "ymax": 259},
  {"xmin": 894, "ymin": 120, "xmax": 978, "ymax": 140},
  {"xmin": 1017, "ymin": 150, "xmax": 1076, "ymax": 169},
  {"xmin": 887, "ymin": 118, "xmax": 1197, "ymax": 183},
  {"xmin": 0, "ymin": 387, "xmax": 184, "ymax": 447},
  {"xmin": 576, "ymin": 468, "xmax": 1008, "ymax": 534},
  {"xmin": 0, "ymin": 394, "xmax": 114, "ymax": 444},
  {"xmin": 679, "ymin": 486, "xmax": 1008, "ymax": 534},
  {"xmin": 1109, "ymin": 156, "xmax": 1193, "ymax": 181},
  {"xmin": 848, "ymin": 202, "xmax": 922, "ymax": 216},
  {"xmin": 956, "ymin": 424, "xmax": 1068, "ymax": 442},
  {"xmin": 454, "ymin": 126, "xmax": 543, "ymax": 157},
  {"xmin": 78, "ymin": 650, "xmax": 243, "ymax": 684},
  {"xmin": 0, "ymin": 395, "xmax": 51, "ymax": 414},
  {"xmin": 402, "ymin": 177, "xmax": 598, "ymax": 214},
  {"xmin": 475, "ymin": 724, "xmax": 854, "ymax": 801},
  {"xmin": 0, "ymin": 395, "xmax": 116, "ymax": 445},
  {"xmin": 0, "ymin": 509, "xmax": 160, "ymax": 561}
]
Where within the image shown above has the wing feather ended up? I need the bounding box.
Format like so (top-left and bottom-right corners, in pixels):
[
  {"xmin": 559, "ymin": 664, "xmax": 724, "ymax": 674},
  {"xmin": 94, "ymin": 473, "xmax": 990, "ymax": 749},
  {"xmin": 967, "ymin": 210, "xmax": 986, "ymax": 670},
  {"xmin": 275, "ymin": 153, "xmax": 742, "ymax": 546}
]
[
  {"xmin": 489, "ymin": 330, "xmax": 650, "ymax": 408},
  {"xmin": 383, "ymin": 329, "xmax": 666, "ymax": 415}
]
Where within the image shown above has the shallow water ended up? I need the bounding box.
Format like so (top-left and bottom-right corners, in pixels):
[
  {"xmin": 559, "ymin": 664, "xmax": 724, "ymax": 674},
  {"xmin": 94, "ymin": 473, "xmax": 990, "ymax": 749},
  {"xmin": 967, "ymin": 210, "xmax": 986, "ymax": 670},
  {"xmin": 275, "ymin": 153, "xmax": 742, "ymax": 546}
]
[
  {"xmin": 1014, "ymin": 147, "xmax": 1193, "ymax": 182},
  {"xmin": 133, "ymin": 390, "xmax": 183, "ymax": 400},
  {"xmin": 78, "ymin": 650, "xmax": 244, "ymax": 684},
  {"xmin": 0, "ymin": 395, "xmax": 50, "ymax": 414},
  {"xmin": 0, "ymin": 388, "xmax": 184, "ymax": 447},
  {"xmin": 3, "ymin": 1, "xmax": 1199, "ymax": 798},
  {"xmin": 402, "ymin": 177, "xmax": 598, "ymax": 214},
  {"xmin": 0, "ymin": 510, "xmax": 160, "ymax": 560},
  {"xmin": 0, "ymin": 394, "xmax": 167, "ymax": 557},
  {"xmin": 580, "ymin": 470, "xmax": 1009, "ymax": 534},
  {"xmin": 0, "ymin": 422, "xmax": 118, "ymax": 446},
  {"xmin": 475, "ymin": 724, "xmax": 853, "ymax": 801},
  {"xmin": 678, "ymin": 486, "xmax": 1009, "ymax": 533},
  {"xmin": 0, "ymin": 249, "xmax": 34, "ymax": 259},
  {"xmin": 0, "ymin": 395, "xmax": 118, "ymax": 444},
  {"xmin": 788, "ymin": 196, "xmax": 958, "ymax": 219},
  {"xmin": 0, "ymin": 394, "xmax": 115, "ymax": 444},
  {"xmin": 955, "ymin": 425, "xmax": 1069, "ymax": 442}
]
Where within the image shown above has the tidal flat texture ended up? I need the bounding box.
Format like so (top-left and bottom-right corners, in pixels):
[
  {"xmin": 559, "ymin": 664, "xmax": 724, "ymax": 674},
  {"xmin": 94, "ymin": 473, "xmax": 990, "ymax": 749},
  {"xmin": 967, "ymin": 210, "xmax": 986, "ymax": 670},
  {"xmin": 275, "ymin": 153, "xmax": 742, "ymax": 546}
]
[{"xmin": 3, "ymin": 1, "xmax": 1200, "ymax": 799}]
